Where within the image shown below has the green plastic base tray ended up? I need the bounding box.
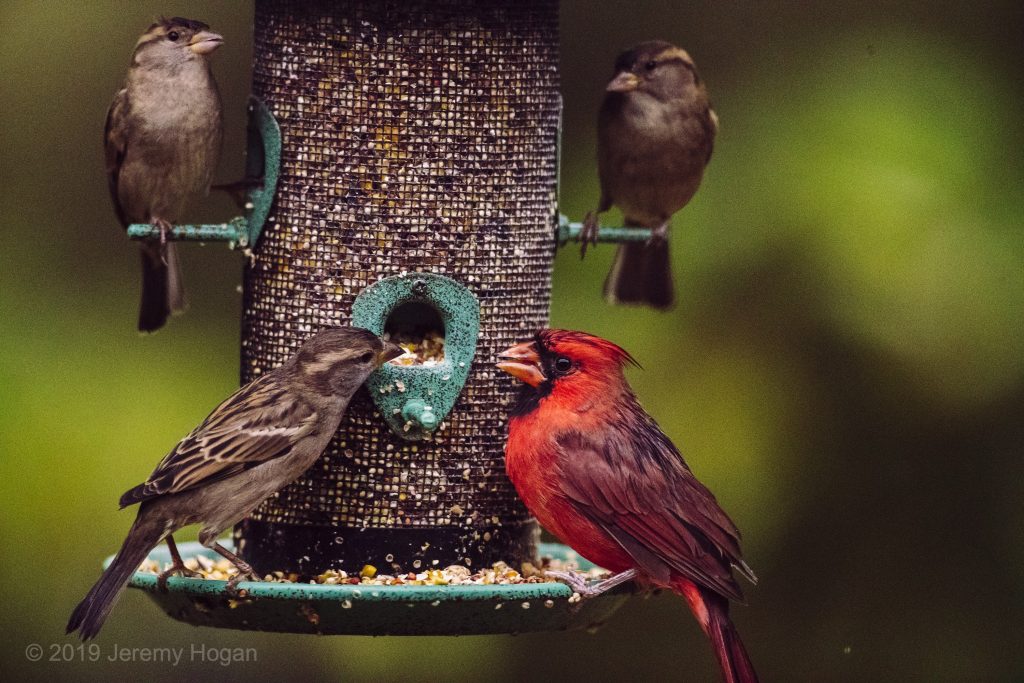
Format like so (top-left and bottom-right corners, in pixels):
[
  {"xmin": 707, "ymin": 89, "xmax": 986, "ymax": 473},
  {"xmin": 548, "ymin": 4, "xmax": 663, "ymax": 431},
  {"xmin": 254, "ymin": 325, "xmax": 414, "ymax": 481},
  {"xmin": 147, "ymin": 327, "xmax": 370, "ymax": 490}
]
[{"xmin": 118, "ymin": 542, "xmax": 633, "ymax": 636}]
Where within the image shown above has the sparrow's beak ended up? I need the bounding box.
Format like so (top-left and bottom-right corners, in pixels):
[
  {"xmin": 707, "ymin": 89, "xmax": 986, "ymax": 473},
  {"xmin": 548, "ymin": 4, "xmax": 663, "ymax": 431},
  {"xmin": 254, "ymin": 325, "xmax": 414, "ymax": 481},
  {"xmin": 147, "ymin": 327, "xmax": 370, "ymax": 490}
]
[
  {"xmin": 188, "ymin": 31, "xmax": 224, "ymax": 55},
  {"xmin": 606, "ymin": 71, "xmax": 640, "ymax": 93},
  {"xmin": 497, "ymin": 341, "xmax": 546, "ymax": 387},
  {"xmin": 376, "ymin": 341, "xmax": 405, "ymax": 366}
]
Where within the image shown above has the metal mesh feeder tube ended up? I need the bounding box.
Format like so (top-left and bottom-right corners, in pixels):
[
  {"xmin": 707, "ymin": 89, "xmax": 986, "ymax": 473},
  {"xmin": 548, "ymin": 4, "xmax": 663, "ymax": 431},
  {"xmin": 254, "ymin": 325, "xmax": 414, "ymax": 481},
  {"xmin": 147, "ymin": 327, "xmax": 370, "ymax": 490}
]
[{"xmin": 125, "ymin": 0, "xmax": 637, "ymax": 635}]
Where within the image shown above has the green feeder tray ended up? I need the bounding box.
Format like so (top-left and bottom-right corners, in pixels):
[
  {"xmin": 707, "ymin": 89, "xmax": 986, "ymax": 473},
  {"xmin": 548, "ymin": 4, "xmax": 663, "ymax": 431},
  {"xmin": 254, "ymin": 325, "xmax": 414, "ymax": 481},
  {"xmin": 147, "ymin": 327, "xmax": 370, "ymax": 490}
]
[{"xmin": 120, "ymin": 542, "xmax": 633, "ymax": 636}]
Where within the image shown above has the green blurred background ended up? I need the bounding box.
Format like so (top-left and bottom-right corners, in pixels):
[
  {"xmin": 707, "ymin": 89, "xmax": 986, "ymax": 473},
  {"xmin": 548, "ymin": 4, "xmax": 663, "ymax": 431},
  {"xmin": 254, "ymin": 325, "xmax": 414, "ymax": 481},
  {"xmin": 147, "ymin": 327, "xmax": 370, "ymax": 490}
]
[{"xmin": 2, "ymin": 1, "xmax": 1022, "ymax": 680}]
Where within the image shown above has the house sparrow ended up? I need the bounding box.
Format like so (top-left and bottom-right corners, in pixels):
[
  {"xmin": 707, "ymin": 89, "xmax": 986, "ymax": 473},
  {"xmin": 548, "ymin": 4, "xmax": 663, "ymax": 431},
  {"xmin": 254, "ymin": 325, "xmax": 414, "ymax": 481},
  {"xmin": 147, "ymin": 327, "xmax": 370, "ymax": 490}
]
[
  {"xmin": 582, "ymin": 41, "xmax": 718, "ymax": 310},
  {"xmin": 67, "ymin": 328, "xmax": 404, "ymax": 640},
  {"xmin": 105, "ymin": 17, "xmax": 224, "ymax": 332},
  {"xmin": 498, "ymin": 330, "xmax": 757, "ymax": 683}
]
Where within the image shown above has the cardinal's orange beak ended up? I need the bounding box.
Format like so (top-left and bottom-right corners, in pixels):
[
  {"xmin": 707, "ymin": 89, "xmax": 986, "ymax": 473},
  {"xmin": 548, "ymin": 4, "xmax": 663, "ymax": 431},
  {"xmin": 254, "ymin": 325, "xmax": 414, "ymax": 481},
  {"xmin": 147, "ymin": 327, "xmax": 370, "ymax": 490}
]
[{"xmin": 497, "ymin": 341, "xmax": 546, "ymax": 387}]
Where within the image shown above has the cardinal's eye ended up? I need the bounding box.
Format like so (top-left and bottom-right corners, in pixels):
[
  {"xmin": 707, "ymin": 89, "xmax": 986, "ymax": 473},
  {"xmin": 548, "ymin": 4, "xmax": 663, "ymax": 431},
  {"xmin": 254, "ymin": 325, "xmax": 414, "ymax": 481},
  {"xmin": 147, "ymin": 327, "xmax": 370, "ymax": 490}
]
[
  {"xmin": 644, "ymin": 60, "xmax": 658, "ymax": 71},
  {"xmin": 554, "ymin": 357, "xmax": 573, "ymax": 374},
  {"xmin": 358, "ymin": 351, "xmax": 374, "ymax": 363},
  {"xmin": 167, "ymin": 31, "xmax": 180, "ymax": 42}
]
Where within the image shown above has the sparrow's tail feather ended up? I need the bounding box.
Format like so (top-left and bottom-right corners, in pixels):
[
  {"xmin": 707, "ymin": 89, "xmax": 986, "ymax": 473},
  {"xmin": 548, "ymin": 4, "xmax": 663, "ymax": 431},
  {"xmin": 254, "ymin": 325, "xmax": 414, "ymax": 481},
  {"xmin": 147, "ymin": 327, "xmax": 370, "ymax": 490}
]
[
  {"xmin": 67, "ymin": 513, "xmax": 165, "ymax": 640},
  {"xmin": 603, "ymin": 239, "xmax": 674, "ymax": 310},
  {"xmin": 678, "ymin": 579, "xmax": 759, "ymax": 683},
  {"xmin": 138, "ymin": 244, "xmax": 185, "ymax": 332},
  {"xmin": 164, "ymin": 242, "xmax": 186, "ymax": 315}
]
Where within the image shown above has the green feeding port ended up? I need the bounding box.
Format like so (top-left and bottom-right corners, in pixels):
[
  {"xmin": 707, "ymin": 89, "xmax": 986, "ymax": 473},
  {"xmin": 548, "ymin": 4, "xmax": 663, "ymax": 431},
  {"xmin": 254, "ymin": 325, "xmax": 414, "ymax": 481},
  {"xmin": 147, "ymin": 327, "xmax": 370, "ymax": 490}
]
[
  {"xmin": 125, "ymin": 96, "xmax": 281, "ymax": 250},
  {"xmin": 351, "ymin": 273, "xmax": 480, "ymax": 441}
]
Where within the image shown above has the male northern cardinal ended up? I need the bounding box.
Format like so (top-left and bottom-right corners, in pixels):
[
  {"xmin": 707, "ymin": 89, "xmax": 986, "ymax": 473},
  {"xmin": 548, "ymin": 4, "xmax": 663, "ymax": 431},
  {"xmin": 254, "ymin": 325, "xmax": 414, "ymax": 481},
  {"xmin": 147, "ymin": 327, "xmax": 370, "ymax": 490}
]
[
  {"xmin": 498, "ymin": 329, "xmax": 757, "ymax": 683},
  {"xmin": 581, "ymin": 41, "xmax": 718, "ymax": 310}
]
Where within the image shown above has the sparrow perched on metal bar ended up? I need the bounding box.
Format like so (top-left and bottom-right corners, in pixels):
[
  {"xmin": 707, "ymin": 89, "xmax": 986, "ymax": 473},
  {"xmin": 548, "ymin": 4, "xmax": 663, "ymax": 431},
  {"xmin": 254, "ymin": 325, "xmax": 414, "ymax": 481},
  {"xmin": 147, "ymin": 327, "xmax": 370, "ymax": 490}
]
[
  {"xmin": 67, "ymin": 328, "xmax": 404, "ymax": 640},
  {"xmin": 498, "ymin": 330, "xmax": 757, "ymax": 682},
  {"xmin": 105, "ymin": 17, "xmax": 224, "ymax": 332},
  {"xmin": 582, "ymin": 41, "xmax": 718, "ymax": 310}
]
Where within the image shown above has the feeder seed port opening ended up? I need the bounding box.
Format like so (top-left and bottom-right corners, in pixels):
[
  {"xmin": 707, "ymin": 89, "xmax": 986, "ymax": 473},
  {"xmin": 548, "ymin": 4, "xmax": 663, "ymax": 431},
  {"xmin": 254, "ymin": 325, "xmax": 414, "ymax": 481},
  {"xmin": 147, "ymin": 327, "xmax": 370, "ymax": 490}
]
[
  {"xmin": 126, "ymin": 96, "xmax": 281, "ymax": 250},
  {"xmin": 351, "ymin": 273, "xmax": 480, "ymax": 441}
]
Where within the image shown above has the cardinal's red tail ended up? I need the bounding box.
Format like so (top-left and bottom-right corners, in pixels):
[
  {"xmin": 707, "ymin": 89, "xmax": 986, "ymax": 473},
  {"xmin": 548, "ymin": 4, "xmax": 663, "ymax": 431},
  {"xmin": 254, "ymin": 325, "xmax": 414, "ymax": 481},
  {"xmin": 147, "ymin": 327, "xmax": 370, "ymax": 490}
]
[{"xmin": 677, "ymin": 579, "xmax": 759, "ymax": 683}]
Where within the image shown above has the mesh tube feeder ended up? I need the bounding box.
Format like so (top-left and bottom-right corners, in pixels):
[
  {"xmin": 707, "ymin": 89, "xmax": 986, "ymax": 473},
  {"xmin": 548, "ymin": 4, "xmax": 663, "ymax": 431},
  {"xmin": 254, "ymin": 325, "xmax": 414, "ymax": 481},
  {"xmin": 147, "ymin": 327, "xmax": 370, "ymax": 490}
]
[{"xmin": 123, "ymin": 0, "xmax": 641, "ymax": 635}]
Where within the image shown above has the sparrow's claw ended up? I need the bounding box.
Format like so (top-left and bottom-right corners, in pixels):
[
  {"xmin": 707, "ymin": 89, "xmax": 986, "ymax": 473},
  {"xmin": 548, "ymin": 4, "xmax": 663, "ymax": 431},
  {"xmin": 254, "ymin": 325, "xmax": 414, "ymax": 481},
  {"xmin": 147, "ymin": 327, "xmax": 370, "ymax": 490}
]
[
  {"xmin": 155, "ymin": 563, "xmax": 202, "ymax": 593},
  {"xmin": 157, "ymin": 536, "xmax": 202, "ymax": 592},
  {"xmin": 647, "ymin": 220, "xmax": 670, "ymax": 246},
  {"xmin": 210, "ymin": 542, "xmax": 258, "ymax": 596},
  {"xmin": 152, "ymin": 217, "xmax": 173, "ymax": 266},
  {"xmin": 580, "ymin": 211, "xmax": 601, "ymax": 258},
  {"xmin": 545, "ymin": 568, "xmax": 638, "ymax": 599},
  {"xmin": 224, "ymin": 569, "xmax": 258, "ymax": 597}
]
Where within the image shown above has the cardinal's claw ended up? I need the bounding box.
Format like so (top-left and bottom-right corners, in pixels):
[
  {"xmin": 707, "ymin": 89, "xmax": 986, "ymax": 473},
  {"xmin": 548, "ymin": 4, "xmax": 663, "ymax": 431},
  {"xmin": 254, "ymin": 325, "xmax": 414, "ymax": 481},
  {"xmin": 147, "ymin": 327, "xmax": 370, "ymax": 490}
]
[{"xmin": 546, "ymin": 567, "xmax": 638, "ymax": 599}]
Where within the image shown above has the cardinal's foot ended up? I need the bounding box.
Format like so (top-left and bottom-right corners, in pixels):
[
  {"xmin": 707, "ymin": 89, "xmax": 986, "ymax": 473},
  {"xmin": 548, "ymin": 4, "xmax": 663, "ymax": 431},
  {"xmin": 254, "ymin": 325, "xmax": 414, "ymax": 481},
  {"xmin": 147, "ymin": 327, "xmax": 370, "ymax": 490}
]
[{"xmin": 546, "ymin": 568, "xmax": 638, "ymax": 599}]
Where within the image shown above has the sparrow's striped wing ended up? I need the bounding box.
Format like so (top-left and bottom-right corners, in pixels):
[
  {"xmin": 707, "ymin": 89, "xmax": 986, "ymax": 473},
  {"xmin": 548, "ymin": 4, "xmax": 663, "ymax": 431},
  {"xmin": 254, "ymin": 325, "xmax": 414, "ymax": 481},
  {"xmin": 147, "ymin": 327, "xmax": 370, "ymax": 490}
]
[
  {"xmin": 119, "ymin": 372, "xmax": 319, "ymax": 507},
  {"xmin": 554, "ymin": 404, "xmax": 755, "ymax": 602},
  {"xmin": 104, "ymin": 88, "xmax": 130, "ymax": 228}
]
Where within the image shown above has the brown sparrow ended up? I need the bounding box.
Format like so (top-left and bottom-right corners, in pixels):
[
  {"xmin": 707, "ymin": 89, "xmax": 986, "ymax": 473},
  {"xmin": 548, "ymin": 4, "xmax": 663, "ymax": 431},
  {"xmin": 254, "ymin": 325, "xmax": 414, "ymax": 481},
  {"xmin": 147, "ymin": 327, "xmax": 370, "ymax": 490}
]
[
  {"xmin": 67, "ymin": 328, "xmax": 404, "ymax": 640},
  {"xmin": 582, "ymin": 41, "xmax": 718, "ymax": 310},
  {"xmin": 105, "ymin": 17, "xmax": 224, "ymax": 332}
]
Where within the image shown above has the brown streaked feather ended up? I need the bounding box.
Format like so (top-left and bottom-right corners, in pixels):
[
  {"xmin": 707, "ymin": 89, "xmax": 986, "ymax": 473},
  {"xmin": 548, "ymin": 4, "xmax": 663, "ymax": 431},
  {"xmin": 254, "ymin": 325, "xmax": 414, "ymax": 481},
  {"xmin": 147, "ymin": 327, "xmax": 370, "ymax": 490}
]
[
  {"xmin": 104, "ymin": 88, "xmax": 130, "ymax": 228},
  {"xmin": 119, "ymin": 372, "xmax": 318, "ymax": 507},
  {"xmin": 554, "ymin": 405, "xmax": 754, "ymax": 602}
]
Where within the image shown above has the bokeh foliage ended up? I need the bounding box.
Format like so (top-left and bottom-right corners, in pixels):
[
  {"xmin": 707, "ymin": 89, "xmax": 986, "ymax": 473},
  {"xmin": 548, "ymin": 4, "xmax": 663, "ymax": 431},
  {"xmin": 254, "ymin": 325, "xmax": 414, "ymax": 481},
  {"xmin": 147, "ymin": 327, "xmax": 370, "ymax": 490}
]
[{"xmin": 1, "ymin": 1, "xmax": 1021, "ymax": 680}]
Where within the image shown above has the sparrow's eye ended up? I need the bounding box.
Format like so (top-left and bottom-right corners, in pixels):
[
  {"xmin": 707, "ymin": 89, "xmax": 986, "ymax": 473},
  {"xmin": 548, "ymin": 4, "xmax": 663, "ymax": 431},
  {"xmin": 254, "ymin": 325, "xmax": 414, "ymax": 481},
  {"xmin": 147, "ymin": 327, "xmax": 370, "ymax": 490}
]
[
  {"xmin": 644, "ymin": 60, "xmax": 658, "ymax": 72},
  {"xmin": 167, "ymin": 31, "xmax": 180, "ymax": 42},
  {"xmin": 358, "ymin": 351, "xmax": 375, "ymax": 364},
  {"xmin": 553, "ymin": 357, "xmax": 573, "ymax": 374}
]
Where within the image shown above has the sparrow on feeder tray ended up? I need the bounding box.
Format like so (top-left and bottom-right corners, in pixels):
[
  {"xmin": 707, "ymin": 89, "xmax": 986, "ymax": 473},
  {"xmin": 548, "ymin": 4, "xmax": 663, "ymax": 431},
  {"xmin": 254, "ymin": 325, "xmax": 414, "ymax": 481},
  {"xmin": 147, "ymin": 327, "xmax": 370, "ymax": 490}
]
[
  {"xmin": 67, "ymin": 328, "xmax": 403, "ymax": 640},
  {"xmin": 498, "ymin": 330, "xmax": 758, "ymax": 683},
  {"xmin": 105, "ymin": 17, "xmax": 224, "ymax": 332},
  {"xmin": 581, "ymin": 41, "xmax": 718, "ymax": 311}
]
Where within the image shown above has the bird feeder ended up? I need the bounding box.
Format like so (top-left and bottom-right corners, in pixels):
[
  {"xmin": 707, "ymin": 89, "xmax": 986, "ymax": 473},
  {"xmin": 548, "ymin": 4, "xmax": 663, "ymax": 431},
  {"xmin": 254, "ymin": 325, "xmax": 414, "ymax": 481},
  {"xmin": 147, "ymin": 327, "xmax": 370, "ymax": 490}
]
[{"xmin": 123, "ymin": 0, "xmax": 644, "ymax": 635}]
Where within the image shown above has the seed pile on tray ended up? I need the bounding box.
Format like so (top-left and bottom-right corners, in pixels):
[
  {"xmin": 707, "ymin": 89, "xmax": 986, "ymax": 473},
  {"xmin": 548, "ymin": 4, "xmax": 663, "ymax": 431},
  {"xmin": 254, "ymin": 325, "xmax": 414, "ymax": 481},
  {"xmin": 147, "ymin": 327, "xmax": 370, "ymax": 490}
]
[
  {"xmin": 138, "ymin": 554, "xmax": 610, "ymax": 587},
  {"xmin": 384, "ymin": 330, "xmax": 445, "ymax": 367}
]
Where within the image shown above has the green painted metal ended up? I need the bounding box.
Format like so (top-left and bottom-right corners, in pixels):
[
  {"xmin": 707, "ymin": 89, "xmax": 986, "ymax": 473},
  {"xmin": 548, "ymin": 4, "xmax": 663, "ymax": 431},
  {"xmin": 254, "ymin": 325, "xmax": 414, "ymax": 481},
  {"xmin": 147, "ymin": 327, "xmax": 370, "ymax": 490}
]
[
  {"xmin": 126, "ymin": 96, "xmax": 281, "ymax": 249},
  {"xmin": 351, "ymin": 273, "xmax": 480, "ymax": 441},
  {"xmin": 556, "ymin": 213, "xmax": 654, "ymax": 245},
  {"xmin": 241, "ymin": 96, "xmax": 281, "ymax": 248},
  {"xmin": 126, "ymin": 218, "xmax": 247, "ymax": 243},
  {"xmin": 119, "ymin": 542, "xmax": 632, "ymax": 635}
]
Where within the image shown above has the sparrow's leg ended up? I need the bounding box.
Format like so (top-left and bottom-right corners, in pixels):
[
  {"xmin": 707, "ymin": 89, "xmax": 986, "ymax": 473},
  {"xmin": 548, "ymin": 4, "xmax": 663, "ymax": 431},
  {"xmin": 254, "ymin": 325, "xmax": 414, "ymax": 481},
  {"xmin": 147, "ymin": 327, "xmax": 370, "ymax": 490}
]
[
  {"xmin": 210, "ymin": 542, "xmax": 258, "ymax": 594},
  {"xmin": 580, "ymin": 210, "xmax": 601, "ymax": 258},
  {"xmin": 545, "ymin": 568, "xmax": 638, "ymax": 599},
  {"xmin": 156, "ymin": 535, "xmax": 202, "ymax": 592},
  {"xmin": 152, "ymin": 217, "xmax": 173, "ymax": 266},
  {"xmin": 211, "ymin": 178, "xmax": 263, "ymax": 209}
]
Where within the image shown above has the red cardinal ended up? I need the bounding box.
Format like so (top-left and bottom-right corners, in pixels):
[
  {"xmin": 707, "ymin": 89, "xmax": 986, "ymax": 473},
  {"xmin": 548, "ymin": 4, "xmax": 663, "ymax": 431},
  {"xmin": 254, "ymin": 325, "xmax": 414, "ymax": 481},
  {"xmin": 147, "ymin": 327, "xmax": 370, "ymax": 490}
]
[{"xmin": 498, "ymin": 329, "xmax": 758, "ymax": 683}]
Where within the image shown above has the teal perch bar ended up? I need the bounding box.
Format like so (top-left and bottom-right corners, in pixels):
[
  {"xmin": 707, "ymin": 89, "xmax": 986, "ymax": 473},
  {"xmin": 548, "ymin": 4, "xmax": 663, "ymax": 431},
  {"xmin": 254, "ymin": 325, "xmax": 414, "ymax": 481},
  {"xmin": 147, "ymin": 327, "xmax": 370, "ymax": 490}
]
[
  {"xmin": 126, "ymin": 217, "xmax": 249, "ymax": 245},
  {"xmin": 556, "ymin": 214, "xmax": 654, "ymax": 244}
]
